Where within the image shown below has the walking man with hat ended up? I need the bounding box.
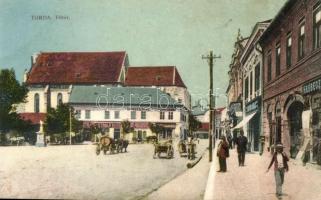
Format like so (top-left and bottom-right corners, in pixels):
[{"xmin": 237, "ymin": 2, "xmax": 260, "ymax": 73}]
[{"xmin": 266, "ymin": 143, "xmax": 289, "ymax": 198}]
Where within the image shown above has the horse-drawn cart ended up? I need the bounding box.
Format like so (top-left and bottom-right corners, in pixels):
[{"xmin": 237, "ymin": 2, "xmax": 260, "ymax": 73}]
[
  {"xmin": 96, "ymin": 136, "xmax": 129, "ymax": 155},
  {"xmin": 153, "ymin": 139, "xmax": 174, "ymax": 159}
]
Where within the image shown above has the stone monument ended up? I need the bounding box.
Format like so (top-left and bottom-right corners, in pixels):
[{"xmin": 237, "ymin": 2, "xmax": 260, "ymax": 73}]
[{"xmin": 36, "ymin": 120, "xmax": 45, "ymax": 147}]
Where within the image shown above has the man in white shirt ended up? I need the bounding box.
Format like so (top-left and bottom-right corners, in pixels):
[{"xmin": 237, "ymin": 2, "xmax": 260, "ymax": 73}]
[{"xmin": 266, "ymin": 143, "xmax": 289, "ymax": 198}]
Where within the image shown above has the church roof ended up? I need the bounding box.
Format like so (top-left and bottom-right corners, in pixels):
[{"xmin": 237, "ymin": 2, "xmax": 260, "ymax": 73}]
[
  {"xmin": 26, "ymin": 51, "xmax": 126, "ymax": 84},
  {"xmin": 125, "ymin": 66, "xmax": 186, "ymax": 88}
]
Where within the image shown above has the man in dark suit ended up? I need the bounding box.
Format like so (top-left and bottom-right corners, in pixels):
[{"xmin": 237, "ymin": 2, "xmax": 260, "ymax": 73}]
[{"xmin": 236, "ymin": 130, "xmax": 248, "ymax": 166}]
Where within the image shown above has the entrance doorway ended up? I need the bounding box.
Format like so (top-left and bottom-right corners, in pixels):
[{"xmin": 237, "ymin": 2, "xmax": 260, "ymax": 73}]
[
  {"xmin": 287, "ymin": 101, "xmax": 304, "ymax": 158},
  {"xmin": 248, "ymin": 113, "xmax": 260, "ymax": 151}
]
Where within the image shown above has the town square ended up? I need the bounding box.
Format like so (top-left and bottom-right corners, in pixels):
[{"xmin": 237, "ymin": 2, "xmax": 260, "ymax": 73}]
[{"xmin": 1, "ymin": 0, "xmax": 321, "ymax": 200}]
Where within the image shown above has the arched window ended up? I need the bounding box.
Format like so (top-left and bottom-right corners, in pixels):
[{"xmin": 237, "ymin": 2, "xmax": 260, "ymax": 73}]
[
  {"xmin": 57, "ymin": 93, "xmax": 63, "ymax": 105},
  {"xmin": 34, "ymin": 93, "xmax": 40, "ymax": 113}
]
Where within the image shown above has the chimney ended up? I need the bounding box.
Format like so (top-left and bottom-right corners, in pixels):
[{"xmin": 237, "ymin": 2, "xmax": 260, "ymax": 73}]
[
  {"xmin": 173, "ymin": 67, "xmax": 176, "ymax": 85},
  {"xmin": 31, "ymin": 52, "xmax": 40, "ymax": 65}
]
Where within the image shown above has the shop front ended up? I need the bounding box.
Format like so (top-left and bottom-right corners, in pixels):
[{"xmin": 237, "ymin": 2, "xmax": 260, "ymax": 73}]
[
  {"xmin": 303, "ymin": 76, "xmax": 321, "ymax": 165},
  {"xmin": 245, "ymin": 97, "xmax": 261, "ymax": 151},
  {"xmin": 228, "ymin": 102, "xmax": 243, "ymax": 140}
]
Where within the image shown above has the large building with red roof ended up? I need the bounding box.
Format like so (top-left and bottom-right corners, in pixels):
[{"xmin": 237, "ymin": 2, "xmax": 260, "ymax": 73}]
[
  {"xmin": 125, "ymin": 66, "xmax": 191, "ymax": 109},
  {"xmin": 19, "ymin": 51, "xmax": 129, "ymax": 123},
  {"xmin": 19, "ymin": 51, "xmax": 191, "ymax": 135}
]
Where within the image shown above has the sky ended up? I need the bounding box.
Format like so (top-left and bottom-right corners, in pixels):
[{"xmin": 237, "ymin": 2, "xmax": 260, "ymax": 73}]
[{"xmin": 0, "ymin": 0, "xmax": 286, "ymax": 107}]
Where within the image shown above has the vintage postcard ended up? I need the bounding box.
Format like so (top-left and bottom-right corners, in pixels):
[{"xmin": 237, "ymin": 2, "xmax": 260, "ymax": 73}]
[{"xmin": 0, "ymin": 0, "xmax": 321, "ymax": 199}]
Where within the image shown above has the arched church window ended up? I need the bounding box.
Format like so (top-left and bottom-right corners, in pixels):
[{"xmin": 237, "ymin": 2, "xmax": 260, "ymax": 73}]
[
  {"xmin": 57, "ymin": 93, "xmax": 63, "ymax": 105},
  {"xmin": 34, "ymin": 93, "xmax": 40, "ymax": 113}
]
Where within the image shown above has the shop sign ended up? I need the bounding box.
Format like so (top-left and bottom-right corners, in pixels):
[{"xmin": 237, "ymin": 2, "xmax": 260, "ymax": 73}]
[
  {"xmin": 246, "ymin": 97, "xmax": 261, "ymax": 114},
  {"xmin": 303, "ymin": 77, "xmax": 321, "ymax": 95}
]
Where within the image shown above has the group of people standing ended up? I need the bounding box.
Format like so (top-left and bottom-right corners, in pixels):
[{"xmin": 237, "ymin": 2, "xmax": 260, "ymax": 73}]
[
  {"xmin": 216, "ymin": 130, "xmax": 248, "ymax": 172},
  {"xmin": 216, "ymin": 130, "xmax": 290, "ymax": 198}
]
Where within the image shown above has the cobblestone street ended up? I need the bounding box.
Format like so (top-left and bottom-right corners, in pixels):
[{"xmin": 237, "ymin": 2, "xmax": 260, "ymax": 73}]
[{"xmin": 208, "ymin": 148, "xmax": 321, "ymax": 200}]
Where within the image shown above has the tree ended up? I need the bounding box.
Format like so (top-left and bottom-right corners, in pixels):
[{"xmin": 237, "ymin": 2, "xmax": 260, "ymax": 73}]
[
  {"xmin": 44, "ymin": 104, "xmax": 82, "ymax": 142},
  {"xmin": 148, "ymin": 123, "xmax": 164, "ymax": 142},
  {"xmin": 188, "ymin": 114, "xmax": 201, "ymax": 136},
  {"xmin": 0, "ymin": 68, "xmax": 29, "ymax": 132},
  {"xmin": 121, "ymin": 120, "xmax": 133, "ymax": 139}
]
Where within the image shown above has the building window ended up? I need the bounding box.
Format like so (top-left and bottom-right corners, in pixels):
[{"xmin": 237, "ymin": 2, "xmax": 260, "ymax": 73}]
[
  {"xmin": 250, "ymin": 71, "xmax": 253, "ymax": 97},
  {"xmin": 168, "ymin": 111, "xmax": 173, "ymax": 120},
  {"xmin": 141, "ymin": 111, "xmax": 146, "ymax": 119},
  {"xmin": 314, "ymin": 3, "xmax": 321, "ymax": 49},
  {"xmin": 75, "ymin": 110, "xmax": 81, "ymax": 119},
  {"xmin": 255, "ymin": 64, "xmax": 260, "ymax": 92},
  {"xmin": 160, "ymin": 111, "xmax": 165, "ymax": 120},
  {"xmin": 114, "ymin": 111, "xmax": 120, "ymax": 119},
  {"xmin": 114, "ymin": 128, "xmax": 120, "ymax": 139},
  {"xmin": 275, "ymin": 43, "xmax": 281, "ymax": 76},
  {"xmin": 131, "ymin": 111, "xmax": 136, "ymax": 119},
  {"xmin": 57, "ymin": 93, "xmax": 63, "ymax": 106},
  {"xmin": 104, "ymin": 111, "xmax": 110, "ymax": 119},
  {"xmin": 85, "ymin": 110, "xmax": 91, "ymax": 119},
  {"xmin": 34, "ymin": 93, "xmax": 40, "ymax": 113},
  {"xmin": 286, "ymin": 34, "xmax": 292, "ymax": 68},
  {"xmin": 178, "ymin": 98, "xmax": 182, "ymax": 104},
  {"xmin": 245, "ymin": 77, "xmax": 249, "ymax": 100},
  {"xmin": 298, "ymin": 21, "xmax": 305, "ymax": 60},
  {"xmin": 267, "ymin": 51, "xmax": 272, "ymax": 82}
]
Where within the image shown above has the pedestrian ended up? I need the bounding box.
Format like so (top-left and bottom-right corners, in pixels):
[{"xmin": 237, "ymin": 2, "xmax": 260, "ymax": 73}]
[
  {"xmin": 217, "ymin": 135, "xmax": 229, "ymax": 172},
  {"xmin": 236, "ymin": 130, "xmax": 248, "ymax": 166},
  {"xmin": 266, "ymin": 143, "xmax": 289, "ymax": 198},
  {"xmin": 227, "ymin": 134, "xmax": 233, "ymax": 149}
]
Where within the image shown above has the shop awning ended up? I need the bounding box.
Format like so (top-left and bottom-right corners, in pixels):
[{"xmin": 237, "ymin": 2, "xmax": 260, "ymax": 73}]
[{"xmin": 231, "ymin": 112, "xmax": 257, "ymax": 130}]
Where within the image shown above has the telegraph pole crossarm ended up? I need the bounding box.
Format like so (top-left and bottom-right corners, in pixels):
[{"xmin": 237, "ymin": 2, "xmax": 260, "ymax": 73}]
[{"xmin": 202, "ymin": 51, "xmax": 221, "ymax": 162}]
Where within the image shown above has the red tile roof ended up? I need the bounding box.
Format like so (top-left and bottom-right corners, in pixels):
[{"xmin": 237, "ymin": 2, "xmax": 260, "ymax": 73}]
[
  {"xmin": 125, "ymin": 66, "xmax": 186, "ymax": 88},
  {"xmin": 26, "ymin": 52, "xmax": 126, "ymax": 84},
  {"xmin": 19, "ymin": 113, "xmax": 46, "ymax": 125}
]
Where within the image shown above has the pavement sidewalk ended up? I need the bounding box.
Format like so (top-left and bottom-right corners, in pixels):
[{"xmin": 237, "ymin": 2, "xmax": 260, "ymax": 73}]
[
  {"xmin": 204, "ymin": 147, "xmax": 321, "ymax": 200},
  {"xmin": 145, "ymin": 151, "xmax": 211, "ymax": 200}
]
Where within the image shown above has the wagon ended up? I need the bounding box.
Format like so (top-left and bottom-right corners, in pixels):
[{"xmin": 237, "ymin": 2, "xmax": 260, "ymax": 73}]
[
  {"xmin": 96, "ymin": 136, "xmax": 112, "ymax": 155},
  {"xmin": 153, "ymin": 139, "xmax": 174, "ymax": 159},
  {"xmin": 96, "ymin": 136, "xmax": 129, "ymax": 155}
]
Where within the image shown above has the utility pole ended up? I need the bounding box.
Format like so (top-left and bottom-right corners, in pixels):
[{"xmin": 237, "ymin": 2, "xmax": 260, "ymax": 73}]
[
  {"xmin": 202, "ymin": 51, "xmax": 221, "ymax": 162},
  {"xmin": 69, "ymin": 107, "xmax": 72, "ymax": 145}
]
